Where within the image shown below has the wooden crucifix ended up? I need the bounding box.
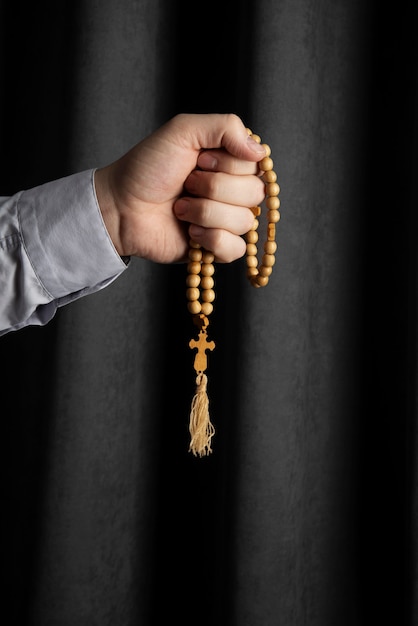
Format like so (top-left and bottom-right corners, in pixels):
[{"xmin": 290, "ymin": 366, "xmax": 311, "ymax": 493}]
[{"xmin": 189, "ymin": 329, "xmax": 215, "ymax": 374}]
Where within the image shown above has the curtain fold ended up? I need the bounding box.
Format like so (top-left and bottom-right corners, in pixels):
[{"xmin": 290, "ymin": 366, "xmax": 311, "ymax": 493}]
[{"xmin": 1, "ymin": 1, "xmax": 417, "ymax": 624}]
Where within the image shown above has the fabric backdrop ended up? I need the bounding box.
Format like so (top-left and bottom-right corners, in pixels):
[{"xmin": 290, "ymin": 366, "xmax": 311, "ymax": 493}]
[{"xmin": 1, "ymin": 1, "xmax": 417, "ymax": 625}]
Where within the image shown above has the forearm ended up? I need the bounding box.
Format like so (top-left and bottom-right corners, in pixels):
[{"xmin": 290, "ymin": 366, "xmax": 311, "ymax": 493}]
[{"xmin": 0, "ymin": 169, "xmax": 128, "ymax": 336}]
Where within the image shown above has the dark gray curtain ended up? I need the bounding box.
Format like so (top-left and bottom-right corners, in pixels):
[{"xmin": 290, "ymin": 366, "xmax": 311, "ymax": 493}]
[{"xmin": 1, "ymin": 1, "xmax": 417, "ymax": 624}]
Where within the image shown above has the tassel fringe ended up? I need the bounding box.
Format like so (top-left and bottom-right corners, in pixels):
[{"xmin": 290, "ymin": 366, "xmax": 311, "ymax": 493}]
[{"xmin": 189, "ymin": 373, "xmax": 215, "ymax": 457}]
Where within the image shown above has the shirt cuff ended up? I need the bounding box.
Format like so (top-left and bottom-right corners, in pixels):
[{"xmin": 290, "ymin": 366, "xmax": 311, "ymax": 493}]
[{"xmin": 18, "ymin": 169, "xmax": 127, "ymax": 299}]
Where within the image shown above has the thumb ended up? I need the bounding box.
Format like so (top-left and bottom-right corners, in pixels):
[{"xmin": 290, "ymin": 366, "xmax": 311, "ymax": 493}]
[{"xmin": 172, "ymin": 113, "xmax": 267, "ymax": 162}]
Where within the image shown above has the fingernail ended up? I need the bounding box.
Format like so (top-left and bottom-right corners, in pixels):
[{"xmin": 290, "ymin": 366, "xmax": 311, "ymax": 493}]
[
  {"xmin": 184, "ymin": 172, "xmax": 198, "ymax": 194},
  {"xmin": 175, "ymin": 197, "xmax": 190, "ymax": 217},
  {"xmin": 189, "ymin": 224, "xmax": 205, "ymax": 238},
  {"xmin": 198, "ymin": 152, "xmax": 218, "ymax": 170},
  {"xmin": 247, "ymin": 135, "xmax": 266, "ymax": 155}
]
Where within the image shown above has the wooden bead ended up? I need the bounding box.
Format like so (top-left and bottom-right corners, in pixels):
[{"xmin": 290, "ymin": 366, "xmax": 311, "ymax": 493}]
[
  {"xmin": 187, "ymin": 300, "xmax": 202, "ymax": 315},
  {"xmin": 201, "ymin": 263, "xmax": 215, "ymax": 277},
  {"xmin": 186, "ymin": 287, "xmax": 200, "ymax": 301},
  {"xmin": 200, "ymin": 276, "xmax": 214, "ymax": 289},
  {"xmin": 186, "ymin": 274, "xmax": 201, "ymax": 287},
  {"xmin": 245, "ymin": 230, "xmax": 259, "ymax": 244},
  {"xmin": 259, "ymin": 265, "xmax": 273, "ymax": 277},
  {"xmin": 250, "ymin": 276, "xmax": 261, "ymax": 288},
  {"xmin": 246, "ymin": 255, "xmax": 258, "ymax": 267},
  {"xmin": 263, "ymin": 170, "xmax": 277, "ymax": 183},
  {"xmin": 255, "ymin": 275, "xmax": 269, "ymax": 287},
  {"xmin": 261, "ymin": 143, "xmax": 271, "ymax": 157},
  {"xmin": 202, "ymin": 251, "xmax": 215, "ymax": 263},
  {"xmin": 201, "ymin": 302, "xmax": 213, "ymax": 316},
  {"xmin": 266, "ymin": 182, "xmax": 280, "ymax": 197},
  {"xmin": 246, "ymin": 243, "xmax": 258, "ymax": 257},
  {"xmin": 264, "ymin": 241, "xmax": 277, "ymax": 255},
  {"xmin": 266, "ymin": 196, "xmax": 280, "ymax": 211},
  {"xmin": 259, "ymin": 156, "xmax": 273, "ymax": 171},
  {"xmin": 262, "ymin": 254, "xmax": 276, "ymax": 267},
  {"xmin": 268, "ymin": 209, "xmax": 281, "ymax": 223},
  {"xmin": 187, "ymin": 261, "xmax": 201, "ymax": 274},
  {"xmin": 201, "ymin": 289, "xmax": 215, "ymax": 303},
  {"xmin": 188, "ymin": 248, "xmax": 203, "ymax": 262}
]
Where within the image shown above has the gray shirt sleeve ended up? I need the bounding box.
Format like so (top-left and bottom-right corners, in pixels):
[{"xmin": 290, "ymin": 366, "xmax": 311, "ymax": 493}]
[{"xmin": 0, "ymin": 169, "xmax": 128, "ymax": 336}]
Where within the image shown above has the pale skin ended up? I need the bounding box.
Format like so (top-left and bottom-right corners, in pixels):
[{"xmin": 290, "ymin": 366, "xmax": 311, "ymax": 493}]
[{"xmin": 94, "ymin": 113, "xmax": 267, "ymax": 264}]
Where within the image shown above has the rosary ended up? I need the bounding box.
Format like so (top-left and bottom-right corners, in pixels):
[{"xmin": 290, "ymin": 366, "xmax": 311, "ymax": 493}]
[{"xmin": 186, "ymin": 128, "xmax": 280, "ymax": 457}]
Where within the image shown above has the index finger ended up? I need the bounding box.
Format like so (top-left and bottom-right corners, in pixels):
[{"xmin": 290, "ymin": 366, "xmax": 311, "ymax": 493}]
[{"xmin": 167, "ymin": 113, "xmax": 266, "ymax": 161}]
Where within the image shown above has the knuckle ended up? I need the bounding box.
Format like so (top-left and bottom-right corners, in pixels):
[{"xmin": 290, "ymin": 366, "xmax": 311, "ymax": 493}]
[
  {"xmin": 205, "ymin": 175, "xmax": 221, "ymax": 199},
  {"xmin": 196, "ymin": 198, "xmax": 215, "ymax": 225}
]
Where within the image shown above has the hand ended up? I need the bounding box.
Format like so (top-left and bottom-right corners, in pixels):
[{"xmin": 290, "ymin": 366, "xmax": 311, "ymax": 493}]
[{"xmin": 94, "ymin": 113, "xmax": 267, "ymax": 263}]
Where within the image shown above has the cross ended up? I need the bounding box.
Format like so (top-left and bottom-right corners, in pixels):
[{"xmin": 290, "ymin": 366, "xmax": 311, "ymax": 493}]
[{"xmin": 189, "ymin": 329, "xmax": 215, "ymax": 373}]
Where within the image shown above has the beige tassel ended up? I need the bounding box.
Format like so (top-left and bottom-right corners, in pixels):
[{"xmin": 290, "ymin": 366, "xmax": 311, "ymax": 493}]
[{"xmin": 189, "ymin": 373, "xmax": 215, "ymax": 457}]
